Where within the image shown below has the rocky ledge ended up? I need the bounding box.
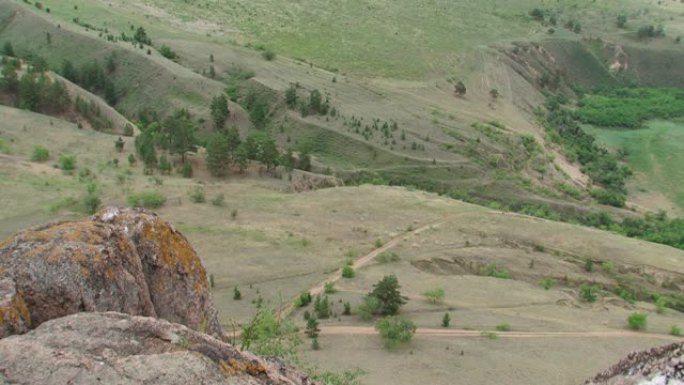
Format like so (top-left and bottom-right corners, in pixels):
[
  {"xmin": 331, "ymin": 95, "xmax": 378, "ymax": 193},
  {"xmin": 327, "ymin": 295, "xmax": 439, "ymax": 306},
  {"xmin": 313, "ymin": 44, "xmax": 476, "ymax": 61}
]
[
  {"xmin": 0, "ymin": 312, "xmax": 313, "ymax": 385},
  {"xmin": 0, "ymin": 208, "xmax": 314, "ymax": 385},
  {"xmin": 586, "ymin": 342, "xmax": 684, "ymax": 385},
  {"xmin": 0, "ymin": 207, "xmax": 222, "ymax": 339}
]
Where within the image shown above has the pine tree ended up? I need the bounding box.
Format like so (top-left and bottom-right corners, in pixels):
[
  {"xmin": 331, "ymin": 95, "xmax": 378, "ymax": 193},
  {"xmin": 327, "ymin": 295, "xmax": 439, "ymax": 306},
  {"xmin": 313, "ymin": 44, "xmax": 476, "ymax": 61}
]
[
  {"xmin": 442, "ymin": 313, "xmax": 451, "ymax": 328},
  {"xmin": 210, "ymin": 94, "xmax": 229, "ymax": 128},
  {"xmin": 306, "ymin": 316, "xmax": 320, "ymax": 338},
  {"xmin": 369, "ymin": 275, "xmax": 407, "ymax": 315},
  {"xmin": 163, "ymin": 109, "xmax": 197, "ymax": 163}
]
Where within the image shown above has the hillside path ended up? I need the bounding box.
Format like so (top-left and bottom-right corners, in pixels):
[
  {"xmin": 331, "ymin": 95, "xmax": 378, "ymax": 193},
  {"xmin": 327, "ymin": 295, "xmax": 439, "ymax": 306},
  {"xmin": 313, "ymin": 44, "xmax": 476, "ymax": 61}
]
[
  {"xmin": 320, "ymin": 326, "xmax": 680, "ymax": 341},
  {"xmin": 276, "ymin": 223, "xmax": 439, "ymax": 318}
]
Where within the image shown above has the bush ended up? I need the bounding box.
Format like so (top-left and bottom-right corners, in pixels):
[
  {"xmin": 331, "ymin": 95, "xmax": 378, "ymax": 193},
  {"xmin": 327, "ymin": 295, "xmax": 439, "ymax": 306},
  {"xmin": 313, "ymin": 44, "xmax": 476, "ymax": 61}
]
[
  {"xmin": 579, "ymin": 284, "xmax": 599, "ymax": 303},
  {"xmin": 627, "ymin": 312, "xmax": 647, "ymax": 331},
  {"xmin": 58, "ymin": 154, "xmax": 76, "ymax": 172},
  {"xmin": 127, "ymin": 191, "xmax": 166, "ymax": 208},
  {"xmin": 262, "ymin": 49, "xmax": 276, "ymax": 61},
  {"xmin": 358, "ymin": 296, "xmax": 381, "ymax": 321},
  {"xmin": 31, "ymin": 145, "xmax": 50, "ymax": 162},
  {"xmin": 539, "ymin": 277, "xmax": 557, "ymax": 290},
  {"xmin": 423, "ymin": 288, "xmax": 445, "ymax": 304},
  {"xmin": 83, "ymin": 191, "xmax": 101, "ymax": 214},
  {"xmin": 189, "ymin": 186, "xmax": 206, "ymax": 203},
  {"xmin": 341, "ymin": 265, "xmax": 355, "ymax": 279},
  {"xmin": 375, "ymin": 316, "xmax": 416, "ymax": 349},
  {"xmin": 495, "ymin": 323, "xmax": 511, "ymax": 332},
  {"xmin": 480, "ymin": 264, "xmax": 511, "ymax": 279},
  {"xmin": 324, "ymin": 282, "xmax": 336, "ymax": 294},
  {"xmin": 211, "ymin": 194, "xmax": 225, "ymax": 207},
  {"xmin": 181, "ymin": 163, "xmax": 193, "ymax": 178},
  {"xmin": 671, "ymin": 325, "xmax": 681, "ymax": 336},
  {"xmin": 377, "ymin": 251, "xmax": 400, "ymax": 263},
  {"xmin": 374, "ymin": 239, "xmax": 383, "ymax": 248},
  {"xmin": 159, "ymin": 45, "xmax": 178, "ymax": 60}
]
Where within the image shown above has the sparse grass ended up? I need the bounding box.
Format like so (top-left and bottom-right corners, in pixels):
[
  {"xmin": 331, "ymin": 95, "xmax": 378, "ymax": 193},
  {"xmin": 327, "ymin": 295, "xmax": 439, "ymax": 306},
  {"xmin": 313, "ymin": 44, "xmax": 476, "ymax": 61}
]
[{"xmin": 480, "ymin": 331, "xmax": 498, "ymax": 339}]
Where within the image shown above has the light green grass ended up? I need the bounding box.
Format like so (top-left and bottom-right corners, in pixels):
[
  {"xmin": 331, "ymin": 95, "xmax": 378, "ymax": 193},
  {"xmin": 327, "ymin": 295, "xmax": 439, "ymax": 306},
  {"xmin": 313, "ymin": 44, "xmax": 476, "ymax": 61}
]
[
  {"xmin": 587, "ymin": 120, "xmax": 684, "ymax": 208},
  {"xmin": 122, "ymin": 0, "xmax": 621, "ymax": 78}
]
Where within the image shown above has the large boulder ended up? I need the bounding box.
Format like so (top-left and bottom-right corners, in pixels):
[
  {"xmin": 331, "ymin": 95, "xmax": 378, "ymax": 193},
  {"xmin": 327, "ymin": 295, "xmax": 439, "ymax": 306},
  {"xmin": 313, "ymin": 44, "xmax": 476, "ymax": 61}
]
[
  {"xmin": 586, "ymin": 342, "xmax": 684, "ymax": 384},
  {"xmin": 0, "ymin": 312, "xmax": 313, "ymax": 385},
  {"xmin": 0, "ymin": 208, "xmax": 223, "ymax": 339}
]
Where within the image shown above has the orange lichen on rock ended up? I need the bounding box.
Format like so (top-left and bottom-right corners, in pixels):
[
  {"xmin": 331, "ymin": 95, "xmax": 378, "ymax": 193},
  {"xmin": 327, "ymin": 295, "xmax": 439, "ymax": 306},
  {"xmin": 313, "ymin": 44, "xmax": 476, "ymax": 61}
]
[{"xmin": 0, "ymin": 207, "xmax": 223, "ymax": 340}]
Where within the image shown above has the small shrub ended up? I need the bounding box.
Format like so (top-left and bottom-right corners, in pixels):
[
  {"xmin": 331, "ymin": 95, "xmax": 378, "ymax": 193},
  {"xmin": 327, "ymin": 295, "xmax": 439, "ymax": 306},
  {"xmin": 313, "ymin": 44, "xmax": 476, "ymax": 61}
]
[
  {"xmin": 342, "ymin": 265, "xmax": 355, "ymax": 278},
  {"xmin": 324, "ymin": 282, "xmax": 336, "ymax": 294},
  {"xmin": 189, "ymin": 186, "xmax": 206, "ymax": 203},
  {"xmin": 211, "ymin": 194, "xmax": 225, "ymax": 207},
  {"xmin": 58, "ymin": 154, "xmax": 76, "ymax": 172},
  {"xmin": 230, "ymin": 209, "xmax": 238, "ymax": 220},
  {"xmin": 579, "ymin": 284, "xmax": 599, "ymax": 303},
  {"xmin": 602, "ymin": 261, "xmax": 615, "ymax": 275},
  {"xmin": 495, "ymin": 323, "xmax": 511, "ymax": 332},
  {"xmin": 480, "ymin": 264, "xmax": 511, "ymax": 279},
  {"xmin": 233, "ymin": 286, "xmax": 242, "ymax": 300},
  {"xmin": 127, "ymin": 191, "xmax": 166, "ymax": 208},
  {"xmin": 180, "ymin": 163, "xmax": 193, "ymax": 178},
  {"xmin": 83, "ymin": 191, "xmax": 101, "ymax": 214},
  {"xmin": 123, "ymin": 124, "xmax": 134, "ymax": 137},
  {"xmin": 358, "ymin": 296, "xmax": 381, "ymax": 321},
  {"xmin": 261, "ymin": 49, "xmax": 276, "ymax": 61},
  {"xmin": 627, "ymin": 312, "xmax": 647, "ymax": 331},
  {"xmin": 655, "ymin": 297, "xmax": 668, "ymax": 314},
  {"xmin": 375, "ymin": 316, "xmax": 416, "ymax": 349},
  {"xmin": 377, "ymin": 251, "xmax": 400, "ymax": 263},
  {"xmin": 31, "ymin": 145, "xmax": 50, "ymax": 162},
  {"xmin": 374, "ymin": 239, "xmax": 383, "ymax": 248},
  {"xmin": 584, "ymin": 259, "xmax": 594, "ymax": 272},
  {"xmin": 423, "ymin": 288, "xmax": 445, "ymax": 304},
  {"xmin": 671, "ymin": 325, "xmax": 681, "ymax": 337},
  {"xmin": 539, "ymin": 277, "xmax": 556, "ymax": 290},
  {"xmin": 159, "ymin": 45, "xmax": 178, "ymax": 60},
  {"xmin": 480, "ymin": 331, "xmax": 498, "ymax": 339},
  {"xmin": 296, "ymin": 292, "xmax": 312, "ymax": 308},
  {"xmin": 343, "ymin": 301, "xmax": 351, "ymax": 315}
]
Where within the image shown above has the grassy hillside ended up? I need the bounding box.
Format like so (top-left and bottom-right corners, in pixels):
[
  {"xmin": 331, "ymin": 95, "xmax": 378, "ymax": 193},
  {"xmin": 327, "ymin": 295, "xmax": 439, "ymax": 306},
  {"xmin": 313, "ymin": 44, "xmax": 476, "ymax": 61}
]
[
  {"xmin": 1, "ymin": 105, "xmax": 684, "ymax": 385},
  {"xmin": 98, "ymin": 0, "xmax": 681, "ymax": 79}
]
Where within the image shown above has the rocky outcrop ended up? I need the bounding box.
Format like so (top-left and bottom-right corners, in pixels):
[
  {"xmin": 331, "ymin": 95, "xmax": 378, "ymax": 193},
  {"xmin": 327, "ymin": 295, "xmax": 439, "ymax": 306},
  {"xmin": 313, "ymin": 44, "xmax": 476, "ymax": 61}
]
[
  {"xmin": 0, "ymin": 312, "xmax": 313, "ymax": 385},
  {"xmin": 0, "ymin": 207, "xmax": 223, "ymax": 339},
  {"xmin": 586, "ymin": 342, "xmax": 684, "ymax": 385}
]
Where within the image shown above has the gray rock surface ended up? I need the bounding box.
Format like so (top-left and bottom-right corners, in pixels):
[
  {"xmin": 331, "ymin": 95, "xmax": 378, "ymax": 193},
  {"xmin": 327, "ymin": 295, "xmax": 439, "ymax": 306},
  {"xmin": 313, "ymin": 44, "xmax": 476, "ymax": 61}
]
[
  {"xmin": 586, "ymin": 342, "xmax": 684, "ymax": 385},
  {"xmin": 0, "ymin": 312, "xmax": 313, "ymax": 385}
]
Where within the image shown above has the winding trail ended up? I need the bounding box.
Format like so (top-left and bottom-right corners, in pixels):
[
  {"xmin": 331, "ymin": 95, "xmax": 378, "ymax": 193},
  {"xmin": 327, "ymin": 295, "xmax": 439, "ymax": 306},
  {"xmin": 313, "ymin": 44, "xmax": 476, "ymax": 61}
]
[
  {"xmin": 320, "ymin": 326, "xmax": 681, "ymax": 341},
  {"xmin": 276, "ymin": 223, "xmax": 439, "ymax": 319}
]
